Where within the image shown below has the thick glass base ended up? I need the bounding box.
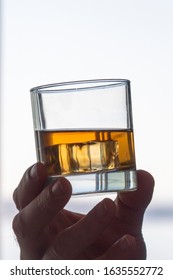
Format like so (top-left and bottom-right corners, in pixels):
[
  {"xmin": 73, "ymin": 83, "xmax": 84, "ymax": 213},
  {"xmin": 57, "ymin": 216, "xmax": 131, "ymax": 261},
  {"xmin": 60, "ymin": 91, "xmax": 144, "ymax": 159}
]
[{"xmin": 47, "ymin": 169, "xmax": 137, "ymax": 195}]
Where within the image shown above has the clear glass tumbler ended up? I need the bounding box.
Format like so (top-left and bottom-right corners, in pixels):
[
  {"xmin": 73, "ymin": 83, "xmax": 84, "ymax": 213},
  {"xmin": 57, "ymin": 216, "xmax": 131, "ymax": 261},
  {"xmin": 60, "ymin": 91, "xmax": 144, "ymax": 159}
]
[{"xmin": 30, "ymin": 79, "xmax": 137, "ymax": 195}]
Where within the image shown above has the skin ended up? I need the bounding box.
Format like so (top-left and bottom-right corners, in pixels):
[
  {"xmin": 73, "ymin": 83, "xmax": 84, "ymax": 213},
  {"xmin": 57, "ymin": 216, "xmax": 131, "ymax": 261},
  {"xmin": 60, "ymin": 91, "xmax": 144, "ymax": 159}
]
[{"xmin": 12, "ymin": 163, "xmax": 154, "ymax": 260}]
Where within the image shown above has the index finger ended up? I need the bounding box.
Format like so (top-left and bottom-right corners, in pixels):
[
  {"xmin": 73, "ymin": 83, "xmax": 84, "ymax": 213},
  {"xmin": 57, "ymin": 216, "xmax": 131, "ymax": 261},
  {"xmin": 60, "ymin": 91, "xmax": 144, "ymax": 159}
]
[
  {"xmin": 13, "ymin": 177, "xmax": 72, "ymax": 241},
  {"xmin": 13, "ymin": 163, "xmax": 47, "ymax": 210}
]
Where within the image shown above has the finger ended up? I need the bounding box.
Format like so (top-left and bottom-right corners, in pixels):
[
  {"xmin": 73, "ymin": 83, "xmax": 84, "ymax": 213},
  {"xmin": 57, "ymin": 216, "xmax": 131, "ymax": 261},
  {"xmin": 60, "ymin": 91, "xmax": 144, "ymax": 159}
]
[
  {"xmin": 62, "ymin": 209, "xmax": 84, "ymax": 223},
  {"xmin": 98, "ymin": 234, "xmax": 137, "ymax": 260},
  {"xmin": 13, "ymin": 177, "xmax": 72, "ymax": 242},
  {"xmin": 43, "ymin": 198, "xmax": 116, "ymax": 259},
  {"xmin": 13, "ymin": 162, "xmax": 47, "ymax": 210},
  {"xmin": 119, "ymin": 170, "xmax": 155, "ymax": 210},
  {"xmin": 115, "ymin": 170, "xmax": 154, "ymax": 226}
]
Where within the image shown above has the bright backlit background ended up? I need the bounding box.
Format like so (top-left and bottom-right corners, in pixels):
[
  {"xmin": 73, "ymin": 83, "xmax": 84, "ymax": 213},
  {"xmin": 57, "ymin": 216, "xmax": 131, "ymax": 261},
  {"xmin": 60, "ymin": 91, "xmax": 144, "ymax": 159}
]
[{"xmin": 0, "ymin": 0, "xmax": 173, "ymax": 259}]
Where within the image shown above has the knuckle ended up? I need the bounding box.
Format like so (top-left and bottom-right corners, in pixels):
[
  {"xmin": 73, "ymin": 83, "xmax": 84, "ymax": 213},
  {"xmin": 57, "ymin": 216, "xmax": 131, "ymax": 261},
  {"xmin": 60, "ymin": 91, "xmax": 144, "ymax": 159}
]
[
  {"xmin": 12, "ymin": 188, "xmax": 17, "ymax": 203},
  {"xmin": 12, "ymin": 166, "xmax": 31, "ymax": 210},
  {"xmin": 37, "ymin": 190, "xmax": 49, "ymax": 212},
  {"xmin": 12, "ymin": 212, "xmax": 26, "ymax": 240},
  {"xmin": 13, "ymin": 188, "xmax": 21, "ymax": 210},
  {"xmin": 37, "ymin": 189, "xmax": 54, "ymax": 215}
]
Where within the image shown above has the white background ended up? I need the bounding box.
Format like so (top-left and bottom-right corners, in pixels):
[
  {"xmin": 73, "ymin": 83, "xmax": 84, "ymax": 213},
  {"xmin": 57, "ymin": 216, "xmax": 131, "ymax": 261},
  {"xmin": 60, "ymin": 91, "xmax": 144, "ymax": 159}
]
[{"xmin": 0, "ymin": 0, "xmax": 173, "ymax": 259}]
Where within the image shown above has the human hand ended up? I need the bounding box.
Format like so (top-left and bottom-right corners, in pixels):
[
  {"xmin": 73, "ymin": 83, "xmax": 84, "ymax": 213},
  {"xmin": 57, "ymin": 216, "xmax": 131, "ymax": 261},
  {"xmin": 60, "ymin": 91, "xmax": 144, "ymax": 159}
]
[{"xmin": 13, "ymin": 163, "xmax": 154, "ymax": 259}]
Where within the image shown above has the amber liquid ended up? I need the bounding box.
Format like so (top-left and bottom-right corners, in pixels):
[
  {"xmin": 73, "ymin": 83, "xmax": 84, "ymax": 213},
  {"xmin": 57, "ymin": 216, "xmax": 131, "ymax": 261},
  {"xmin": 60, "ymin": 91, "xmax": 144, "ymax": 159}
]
[{"xmin": 35, "ymin": 129, "xmax": 136, "ymax": 177}]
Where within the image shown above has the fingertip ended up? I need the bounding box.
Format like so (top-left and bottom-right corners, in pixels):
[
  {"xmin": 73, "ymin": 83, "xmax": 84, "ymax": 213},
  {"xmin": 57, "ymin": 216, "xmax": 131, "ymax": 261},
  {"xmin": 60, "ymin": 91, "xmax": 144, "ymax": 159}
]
[
  {"xmin": 103, "ymin": 198, "xmax": 116, "ymax": 215},
  {"xmin": 118, "ymin": 169, "xmax": 155, "ymax": 211},
  {"xmin": 13, "ymin": 163, "xmax": 48, "ymax": 210},
  {"xmin": 137, "ymin": 169, "xmax": 155, "ymax": 190},
  {"xmin": 51, "ymin": 177, "xmax": 72, "ymax": 197},
  {"xmin": 29, "ymin": 162, "xmax": 47, "ymax": 181},
  {"xmin": 95, "ymin": 198, "xmax": 116, "ymax": 218},
  {"xmin": 136, "ymin": 169, "xmax": 155, "ymax": 206}
]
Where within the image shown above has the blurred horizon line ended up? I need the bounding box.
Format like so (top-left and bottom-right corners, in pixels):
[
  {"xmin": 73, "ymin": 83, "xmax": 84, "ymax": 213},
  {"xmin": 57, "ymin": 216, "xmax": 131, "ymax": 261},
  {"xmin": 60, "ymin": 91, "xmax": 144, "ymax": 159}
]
[{"xmin": 1, "ymin": 200, "xmax": 173, "ymax": 219}]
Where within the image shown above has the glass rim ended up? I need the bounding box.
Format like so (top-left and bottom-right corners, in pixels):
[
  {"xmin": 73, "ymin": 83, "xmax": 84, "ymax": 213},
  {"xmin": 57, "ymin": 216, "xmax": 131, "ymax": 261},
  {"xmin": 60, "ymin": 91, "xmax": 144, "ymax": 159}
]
[{"xmin": 30, "ymin": 79, "xmax": 130, "ymax": 94}]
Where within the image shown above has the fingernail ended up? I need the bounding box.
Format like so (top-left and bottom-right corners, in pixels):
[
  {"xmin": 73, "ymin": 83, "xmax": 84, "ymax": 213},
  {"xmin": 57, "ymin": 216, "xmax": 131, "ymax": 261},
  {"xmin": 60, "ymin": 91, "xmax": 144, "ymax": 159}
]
[
  {"xmin": 30, "ymin": 164, "xmax": 38, "ymax": 179},
  {"xmin": 51, "ymin": 179, "xmax": 65, "ymax": 196},
  {"xmin": 119, "ymin": 234, "xmax": 136, "ymax": 250}
]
